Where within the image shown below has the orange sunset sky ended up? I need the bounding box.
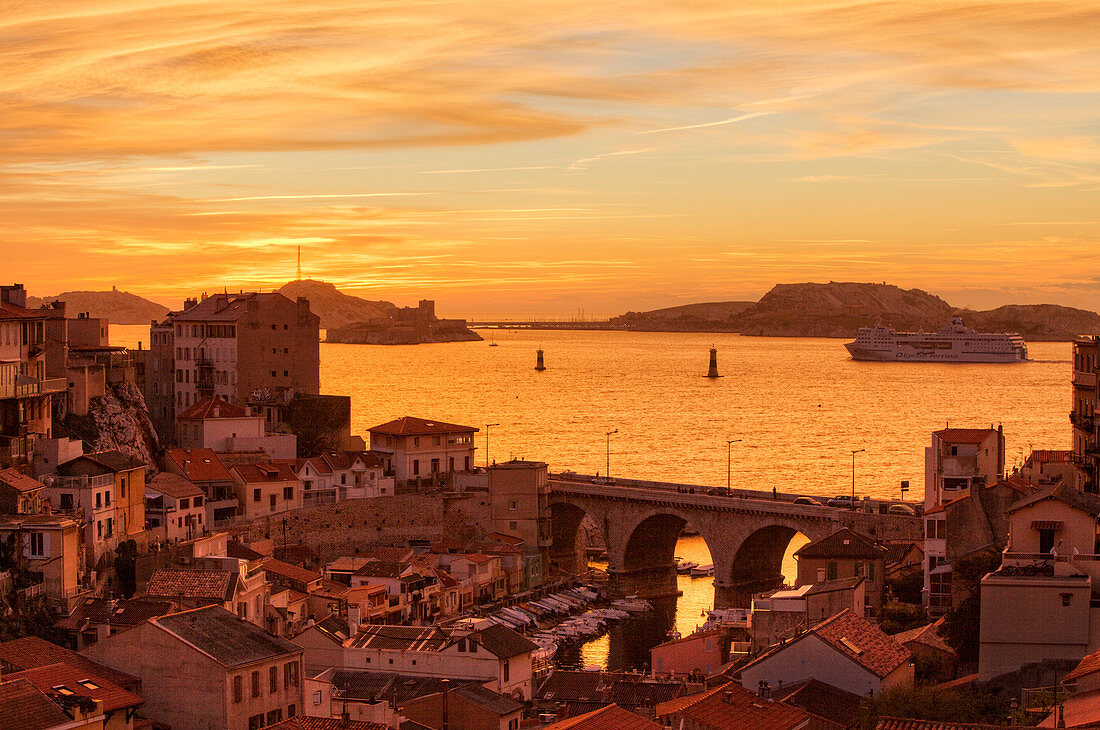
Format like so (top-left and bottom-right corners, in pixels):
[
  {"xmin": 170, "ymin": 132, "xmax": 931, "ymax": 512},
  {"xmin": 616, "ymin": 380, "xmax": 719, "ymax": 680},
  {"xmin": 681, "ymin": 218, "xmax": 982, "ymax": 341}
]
[{"xmin": 3, "ymin": 1, "xmax": 1099, "ymax": 316}]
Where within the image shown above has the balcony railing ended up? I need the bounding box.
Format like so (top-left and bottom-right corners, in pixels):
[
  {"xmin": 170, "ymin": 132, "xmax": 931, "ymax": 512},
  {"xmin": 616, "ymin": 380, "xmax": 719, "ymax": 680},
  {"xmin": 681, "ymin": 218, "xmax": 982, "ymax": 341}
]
[
  {"xmin": 1074, "ymin": 371, "xmax": 1098, "ymax": 390},
  {"xmin": 1072, "ymin": 412, "xmax": 1096, "ymax": 432},
  {"xmin": 39, "ymin": 378, "xmax": 66, "ymax": 393},
  {"xmin": 50, "ymin": 474, "xmax": 115, "ymax": 489}
]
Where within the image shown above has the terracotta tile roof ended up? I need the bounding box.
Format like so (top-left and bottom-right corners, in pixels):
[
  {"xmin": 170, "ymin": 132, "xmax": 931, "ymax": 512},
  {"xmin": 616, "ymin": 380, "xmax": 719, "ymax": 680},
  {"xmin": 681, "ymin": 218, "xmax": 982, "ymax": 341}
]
[
  {"xmin": 811, "ymin": 609, "xmax": 912, "ymax": 678},
  {"xmin": 537, "ymin": 670, "xmax": 633, "ymax": 702},
  {"xmin": 147, "ymin": 472, "xmax": 203, "ymax": 500},
  {"xmin": 0, "ymin": 301, "xmax": 45, "ymax": 320},
  {"xmin": 231, "ymin": 462, "xmax": 299, "ymax": 483},
  {"xmin": 227, "ymin": 541, "xmax": 266, "ymax": 561},
  {"xmin": 876, "ymin": 719, "xmax": 1040, "ymax": 730},
  {"xmin": 468, "ymin": 622, "xmax": 539, "ymax": 659},
  {"xmin": 884, "ymin": 541, "xmax": 923, "ymax": 565},
  {"xmin": 0, "ymin": 467, "xmax": 45, "ymax": 493},
  {"xmin": 989, "ymin": 474, "xmax": 1031, "ymax": 494},
  {"xmin": 1066, "ymin": 646, "xmax": 1100, "ymax": 682},
  {"xmin": 449, "ymin": 682, "xmax": 525, "ymax": 715},
  {"xmin": 6, "ymin": 662, "xmax": 143, "ymax": 713},
  {"xmin": 1026, "ymin": 449, "xmax": 1072, "ymax": 464},
  {"xmin": 1005, "ymin": 483, "xmax": 1100, "ymax": 518},
  {"xmin": 177, "ymin": 395, "xmax": 250, "ymax": 420},
  {"xmin": 309, "ymin": 580, "xmax": 350, "ymax": 600},
  {"xmin": 172, "ymin": 292, "xmax": 297, "ymax": 322},
  {"xmin": 265, "ymin": 717, "xmax": 387, "ymax": 730},
  {"xmin": 892, "ymin": 621, "xmax": 956, "ymax": 658},
  {"xmin": 774, "ymin": 678, "xmax": 862, "ymax": 727},
  {"xmin": 144, "ymin": 568, "xmax": 237, "ymax": 601},
  {"xmin": 794, "ymin": 528, "xmax": 887, "ymax": 560},
  {"xmin": 362, "ymin": 546, "xmax": 414, "ymax": 563},
  {"xmin": 653, "ymin": 629, "xmax": 724, "ymax": 650},
  {"xmin": 610, "ymin": 680, "xmax": 686, "ymax": 708},
  {"xmin": 59, "ymin": 450, "xmax": 146, "ymax": 474},
  {"xmin": 69, "ymin": 598, "xmax": 175, "ymax": 628},
  {"xmin": 368, "ymin": 416, "xmax": 479, "ymax": 436},
  {"xmin": 656, "ymin": 682, "xmax": 810, "ymax": 729},
  {"xmin": 348, "ymin": 625, "xmax": 448, "ymax": 652},
  {"xmin": 166, "ymin": 448, "xmax": 234, "ymax": 482},
  {"xmin": 0, "ymin": 678, "xmax": 73, "ymax": 730},
  {"xmin": 152, "ymin": 605, "xmax": 301, "ymax": 667},
  {"xmin": 934, "ymin": 428, "xmax": 998, "ymax": 444},
  {"xmin": 263, "ymin": 557, "xmax": 321, "ymax": 585},
  {"xmin": 353, "ymin": 560, "xmax": 410, "ymax": 579},
  {"xmin": 464, "ymin": 552, "xmax": 496, "ymax": 564},
  {"xmin": 545, "ymin": 703, "xmax": 662, "ymax": 729},
  {"xmin": 0, "ymin": 636, "xmax": 139, "ymax": 691}
]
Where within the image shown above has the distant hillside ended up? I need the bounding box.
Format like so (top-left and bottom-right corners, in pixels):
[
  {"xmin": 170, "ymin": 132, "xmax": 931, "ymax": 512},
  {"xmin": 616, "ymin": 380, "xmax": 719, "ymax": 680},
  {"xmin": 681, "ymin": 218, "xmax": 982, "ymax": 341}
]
[
  {"xmin": 735, "ymin": 282, "xmax": 955, "ymax": 338},
  {"xmin": 962, "ymin": 304, "xmax": 1100, "ymax": 342},
  {"xmin": 277, "ymin": 279, "xmax": 397, "ymax": 329},
  {"xmin": 609, "ymin": 301, "xmax": 755, "ymax": 331},
  {"xmin": 611, "ymin": 282, "xmax": 1100, "ymax": 340},
  {"xmin": 27, "ymin": 288, "xmax": 169, "ymax": 325}
]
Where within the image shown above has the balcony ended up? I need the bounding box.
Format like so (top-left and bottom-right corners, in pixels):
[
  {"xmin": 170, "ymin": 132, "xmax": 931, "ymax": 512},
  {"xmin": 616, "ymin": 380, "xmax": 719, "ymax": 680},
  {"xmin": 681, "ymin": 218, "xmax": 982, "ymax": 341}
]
[
  {"xmin": 50, "ymin": 473, "xmax": 115, "ymax": 489},
  {"xmin": 1074, "ymin": 371, "xmax": 1098, "ymax": 390},
  {"xmin": 1072, "ymin": 412, "xmax": 1096, "ymax": 432}
]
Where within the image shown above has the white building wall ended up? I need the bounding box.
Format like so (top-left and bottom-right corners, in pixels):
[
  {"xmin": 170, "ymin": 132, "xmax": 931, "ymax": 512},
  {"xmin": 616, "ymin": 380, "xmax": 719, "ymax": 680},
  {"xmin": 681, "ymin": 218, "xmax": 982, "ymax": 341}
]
[{"xmin": 738, "ymin": 634, "xmax": 883, "ymax": 698}]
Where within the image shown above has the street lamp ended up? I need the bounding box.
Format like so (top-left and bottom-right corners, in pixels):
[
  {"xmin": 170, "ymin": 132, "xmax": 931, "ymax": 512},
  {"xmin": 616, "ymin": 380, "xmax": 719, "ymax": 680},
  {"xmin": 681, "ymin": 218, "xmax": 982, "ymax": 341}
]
[
  {"xmin": 726, "ymin": 439, "xmax": 743, "ymax": 492},
  {"xmin": 606, "ymin": 430, "xmax": 618, "ymax": 479},
  {"xmin": 485, "ymin": 423, "xmax": 500, "ymax": 469},
  {"xmin": 851, "ymin": 448, "xmax": 866, "ymax": 500}
]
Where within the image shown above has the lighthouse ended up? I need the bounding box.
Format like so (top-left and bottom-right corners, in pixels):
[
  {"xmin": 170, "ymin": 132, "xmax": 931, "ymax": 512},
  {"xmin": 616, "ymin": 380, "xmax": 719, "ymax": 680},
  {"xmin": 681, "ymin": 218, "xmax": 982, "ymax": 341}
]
[
  {"xmin": 706, "ymin": 347, "xmax": 720, "ymax": 378},
  {"xmin": 535, "ymin": 349, "xmax": 546, "ymax": 371}
]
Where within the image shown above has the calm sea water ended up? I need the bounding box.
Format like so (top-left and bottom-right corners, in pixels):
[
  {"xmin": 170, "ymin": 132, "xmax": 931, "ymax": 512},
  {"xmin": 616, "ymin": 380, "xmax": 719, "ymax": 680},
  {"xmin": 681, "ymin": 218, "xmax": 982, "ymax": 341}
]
[
  {"xmin": 113, "ymin": 325, "xmax": 1071, "ymax": 671},
  {"xmin": 111, "ymin": 325, "xmax": 1072, "ymax": 499}
]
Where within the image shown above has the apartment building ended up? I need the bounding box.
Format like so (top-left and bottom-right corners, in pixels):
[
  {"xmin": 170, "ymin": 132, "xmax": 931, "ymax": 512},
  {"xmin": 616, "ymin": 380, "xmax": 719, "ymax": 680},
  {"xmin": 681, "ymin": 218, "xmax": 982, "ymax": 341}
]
[
  {"xmin": 0, "ymin": 284, "xmax": 63, "ymax": 466},
  {"xmin": 145, "ymin": 472, "xmax": 206, "ymax": 543},
  {"xmin": 368, "ymin": 416, "xmax": 478, "ymax": 483},
  {"xmin": 231, "ymin": 463, "xmax": 302, "ymax": 520},
  {"xmin": 1073, "ymin": 336, "xmax": 1100, "ymax": 494},
  {"xmin": 979, "ymin": 484, "xmax": 1100, "ymax": 680},
  {"xmin": 0, "ymin": 466, "xmax": 49, "ymax": 514},
  {"xmin": 47, "ymin": 451, "xmax": 147, "ymax": 571},
  {"xmin": 794, "ymin": 528, "xmax": 886, "ymax": 616},
  {"xmin": 0, "ymin": 513, "xmax": 85, "ymax": 613},
  {"xmin": 293, "ymin": 621, "xmax": 537, "ymax": 699},
  {"xmin": 488, "ymin": 460, "xmax": 551, "ymax": 586},
  {"xmin": 922, "ymin": 426, "xmax": 1005, "ymax": 614},
  {"xmin": 83, "ymin": 605, "xmax": 305, "ymax": 730},
  {"xmin": 145, "ymin": 292, "xmax": 319, "ymax": 443},
  {"xmin": 177, "ymin": 395, "xmax": 296, "ymax": 458},
  {"xmin": 164, "ymin": 448, "xmax": 239, "ymax": 528}
]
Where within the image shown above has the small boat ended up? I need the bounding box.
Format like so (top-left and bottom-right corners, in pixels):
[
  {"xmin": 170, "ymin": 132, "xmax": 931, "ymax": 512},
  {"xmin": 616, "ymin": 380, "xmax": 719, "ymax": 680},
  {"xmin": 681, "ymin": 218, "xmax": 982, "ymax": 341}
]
[
  {"xmin": 690, "ymin": 564, "xmax": 714, "ymax": 577},
  {"xmin": 611, "ymin": 596, "xmax": 654, "ymax": 613},
  {"xmin": 676, "ymin": 560, "xmax": 698, "ymax": 574}
]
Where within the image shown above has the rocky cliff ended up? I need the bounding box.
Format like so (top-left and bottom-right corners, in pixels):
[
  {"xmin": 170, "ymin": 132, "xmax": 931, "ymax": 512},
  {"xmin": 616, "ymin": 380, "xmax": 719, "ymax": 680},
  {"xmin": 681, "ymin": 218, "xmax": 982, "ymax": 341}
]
[
  {"xmin": 277, "ymin": 279, "xmax": 397, "ymax": 329},
  {"xmin": 27, "ymin": 289, "xmax": 169, "ymax": 325},
  {"xmin": 736, "ymin": 282, "xmax": 955, "ymax": 337},
  {"xmin": 614, "ymin": 282, "xmax": 1100, "ymax": 340},
  {"xmin": 609, "ymin": 300, "xmax": 755, "ymax": 331},
  {"xmin": 60, "ymin": 382, "xmax": 160, "ymax": 466}
]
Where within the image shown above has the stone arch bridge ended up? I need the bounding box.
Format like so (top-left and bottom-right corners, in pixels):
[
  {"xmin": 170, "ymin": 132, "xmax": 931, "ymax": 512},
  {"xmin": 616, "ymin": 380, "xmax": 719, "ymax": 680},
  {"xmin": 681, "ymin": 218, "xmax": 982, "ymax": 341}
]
[{"xmin": 549, "ymin": 480, "xmax": 918, "ymax": 608}]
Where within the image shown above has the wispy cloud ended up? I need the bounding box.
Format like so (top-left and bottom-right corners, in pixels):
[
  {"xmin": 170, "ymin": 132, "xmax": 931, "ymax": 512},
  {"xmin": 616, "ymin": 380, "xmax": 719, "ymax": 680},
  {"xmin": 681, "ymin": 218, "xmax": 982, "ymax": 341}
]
[{"xmin": 639, "ymin": 111, "xmax": 776, "ymax": 135}]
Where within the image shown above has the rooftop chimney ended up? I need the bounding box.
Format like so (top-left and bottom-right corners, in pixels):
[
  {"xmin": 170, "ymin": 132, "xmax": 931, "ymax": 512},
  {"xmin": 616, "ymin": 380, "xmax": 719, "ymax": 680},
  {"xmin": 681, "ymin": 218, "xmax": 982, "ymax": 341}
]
[{"xmin": 0, "ymin": 284, "xmax": 27, "ymax": 308}]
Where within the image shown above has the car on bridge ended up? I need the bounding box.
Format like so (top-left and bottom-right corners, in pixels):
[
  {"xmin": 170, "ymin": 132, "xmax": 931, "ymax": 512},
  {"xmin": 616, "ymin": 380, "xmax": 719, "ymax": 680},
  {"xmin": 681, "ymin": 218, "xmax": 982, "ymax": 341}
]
[
  {"xmin": 593, "ymin": 476, "xmax": 617, "ymax": 485},
  {"xmin": 793, "ymin": 496, "xmax": 823, "ymax": 507},
  {"xmin": 827, "ymin": 495, "xmax": 860, "ymax": 509}
]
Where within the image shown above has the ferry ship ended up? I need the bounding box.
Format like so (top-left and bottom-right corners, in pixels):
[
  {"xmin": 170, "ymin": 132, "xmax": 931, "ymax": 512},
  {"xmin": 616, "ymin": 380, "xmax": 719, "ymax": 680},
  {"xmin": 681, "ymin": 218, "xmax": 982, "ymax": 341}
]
[{"xmin": 845, "ymin": 317, "xmax": 1028, "ymax": 362}]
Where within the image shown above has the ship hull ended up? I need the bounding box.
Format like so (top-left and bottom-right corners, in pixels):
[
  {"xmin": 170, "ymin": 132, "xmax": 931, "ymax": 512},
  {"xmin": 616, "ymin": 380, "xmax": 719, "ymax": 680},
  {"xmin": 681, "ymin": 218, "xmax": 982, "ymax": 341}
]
[{"xmin": 845, "ymin": 342, "xmax": 1027, "ymax": 363}]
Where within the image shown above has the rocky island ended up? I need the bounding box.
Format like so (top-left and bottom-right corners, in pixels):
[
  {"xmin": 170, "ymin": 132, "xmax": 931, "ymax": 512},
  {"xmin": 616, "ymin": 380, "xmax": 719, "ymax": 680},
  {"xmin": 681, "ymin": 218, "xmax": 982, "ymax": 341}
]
[
  {"xmin": 27, "ymin": 286, "xmax": 169, "ymax": 324},
  {"xmin": 612, "ymin": 282, "xmax": 1100, "ymax": 341},
  {"xmin": 325, "ymin": 299, "xmax": 482, "ymax": 345}
]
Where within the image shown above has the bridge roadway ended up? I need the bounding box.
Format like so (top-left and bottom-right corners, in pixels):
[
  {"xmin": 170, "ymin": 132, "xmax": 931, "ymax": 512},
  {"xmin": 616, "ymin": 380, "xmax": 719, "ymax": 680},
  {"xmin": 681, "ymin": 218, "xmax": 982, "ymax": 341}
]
[{"xmin": 548, "ymin": 476, "xmax": 921, "ymax": 608}]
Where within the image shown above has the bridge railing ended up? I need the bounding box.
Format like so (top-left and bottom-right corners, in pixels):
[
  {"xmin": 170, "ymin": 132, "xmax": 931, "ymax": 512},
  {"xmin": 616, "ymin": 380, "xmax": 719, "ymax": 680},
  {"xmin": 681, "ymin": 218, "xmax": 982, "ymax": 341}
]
[{"xmin": 550, "ymin": 471, "xmax": 921, "ymax": 514}]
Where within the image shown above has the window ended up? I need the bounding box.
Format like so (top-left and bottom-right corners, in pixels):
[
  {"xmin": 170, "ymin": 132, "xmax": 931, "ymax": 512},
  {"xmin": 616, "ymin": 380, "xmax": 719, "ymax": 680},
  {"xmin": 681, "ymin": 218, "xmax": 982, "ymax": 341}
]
[
  {"xmin": 826, "ymin": 561, "xmax": 838, "ymax": 581},
  {"xmin": 253, "ymin": 489, "xmax": 261, "ymax": 502},
  {"xmin": 29, "ymin": 532, "xmax": 44, "ymax": 557},
  {"xmin": 120, "ymin": 478, "xmax": 126, "ymax": 498},
  {"xmin": 104, "ymin": 491, "xmax": 111, "ymax": 506},
  {"xmin": 270, "ymin": 494, "xmax": 276, "ymax": 510},
  {"xmin": 180, "ymin": 498, "xmax": 189, "ymax": 510},
  {"xmin": 248, "ymin": 714, "xmax": 264, "ymax": 730},
  {"xmin": 283, "ymin": 370, "xmax": 288, "ymax": 377},
  {"xmin": 105, "ymin": 518, "xmax": 113, "ymax": 538},
  {"xmin": 413, "ymin": 460, "xmax": 420, "ymax": 476},
  {"xmin": 95, "ymin": 492, "xmax": 102, "ymax": 509},
  {"xmin": 509, "ymin": 521, "xmax": 518, "ymax": 531},
  {"xmin": 288, "ymin": 704, "xmax": 297, "ymax": 718},
  {"xmin": 503, "ymin": 658, "xmax": 510, "ymax": 682},
  {"xmin": 60, "ymin": 493, "xmax": 73, "ymax": 509},
  {"xmin": 1039, "ymin": 528, "xmax": 1056, "ymax": 554},
  {"xmin": 284, "ymin": 661, "xmax": 299, "ymax": 687},
  {"xmin": 266, "ymin": 709, "xmax": 282, "ymax": 725},
  {"xmin": 269, "ymin": 665, "xmax": 279, "ymax": 693},
  {"xmin": 1062, "ymin": 593, "xmax": 1073, "ymax": 607},
  {"xmin": 433, "ymin": 436, "xmax": 441, "ymax": 447},
  {"xmin": 233, "ymin": 675, "xmax": 243, "ymax": 703},
  {"xmin": 458, "ymin": 638, "xmax": 467, "ymax": 652},
  {"xmin": 413, "ymin": 437, "xmax": 420, "ymax": 447},
  {"xmin": 284, "ymin": 486, "xmax": 294, "ymax": 500},
  {"xmin": 251, "ymin": 670, "xmax": 260, "ymax": 698},
  {"xmin": 313, "ymin": 690, "xmax": 322, "ymax": 705},
  {"xmin": 97, "ymin": 521, "xmax": 103, "ymax": 538},
  {"xmin": 508, "ymin": 500, "xmax": 518, "ymax": 510}
]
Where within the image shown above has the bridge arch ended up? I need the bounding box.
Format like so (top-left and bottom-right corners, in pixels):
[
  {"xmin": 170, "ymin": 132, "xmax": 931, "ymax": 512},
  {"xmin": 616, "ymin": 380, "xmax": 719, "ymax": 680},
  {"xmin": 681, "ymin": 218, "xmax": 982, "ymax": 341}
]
[{"xmin": 548, "ymin": 501, "xmax": 605, "ymax": 577}]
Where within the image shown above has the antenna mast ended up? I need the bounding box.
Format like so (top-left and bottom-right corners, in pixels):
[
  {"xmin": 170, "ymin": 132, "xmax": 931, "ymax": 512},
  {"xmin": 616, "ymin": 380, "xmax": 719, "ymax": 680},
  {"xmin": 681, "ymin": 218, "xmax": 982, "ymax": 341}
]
[{"xmin": 296, "ymin": 245, "xmax": 302, "ymax": 280}]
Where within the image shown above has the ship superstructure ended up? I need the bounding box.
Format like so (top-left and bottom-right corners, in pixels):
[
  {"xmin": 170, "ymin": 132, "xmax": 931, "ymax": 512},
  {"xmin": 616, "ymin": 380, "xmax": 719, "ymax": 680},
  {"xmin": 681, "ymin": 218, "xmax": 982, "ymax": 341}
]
[{"xmin": 845, "ymin": 317, "xmax": 1027, "ymax": 362}]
